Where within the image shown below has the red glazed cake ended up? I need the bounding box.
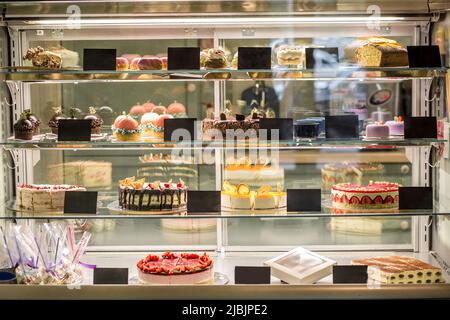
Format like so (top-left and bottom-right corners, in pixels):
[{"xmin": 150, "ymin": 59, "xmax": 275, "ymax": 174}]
[
  {"xmin": 331, "ymin": 181, "xmax": 400, "ymax": 211},
  {"xmin": 137, "ymin": 251, "xmax": 214, "ymax": 284}
]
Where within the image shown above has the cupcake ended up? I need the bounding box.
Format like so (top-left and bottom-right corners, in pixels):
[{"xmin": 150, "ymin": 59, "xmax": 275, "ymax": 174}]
[
  {"xmin": 48, "ymin": 107, "xmax": 68, "ymax": 134},
  {"xmin": 112, "ymin": 113, "xmax": 141, "ymax": 141},
  {"xmin": 141, "ymin": 112, "xmax": 159, "ymax": 136},
  {"xmin": 84, "ymin": 107, "xmax": 104, "ymax": 134},
  {"xmin": 204, "ymin": 48, "xmax": 228, "ymax": 69},
  {"xmin": 14, "ymin": 112, "xmax": 34, "ymax": 140},
  {"xmin": 167, "ymin": 101, "xmax": 186, "ymax": 118},
  {"xmin": 23, "ymin": 109, "xmax": 41, "ymax": 134}
]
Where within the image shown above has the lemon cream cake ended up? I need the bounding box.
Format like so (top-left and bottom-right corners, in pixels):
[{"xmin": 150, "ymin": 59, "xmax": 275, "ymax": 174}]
[
  {"xmin": 18, "ymin": 184, "xmax": 86, "ymax": 211},
  {"xmin": 137, "ymin": 251, "xmax": 214, "ymax": 285},
  {"xmin": 221, "ymin": 181, "xmax": 286, "ymax": 210}
]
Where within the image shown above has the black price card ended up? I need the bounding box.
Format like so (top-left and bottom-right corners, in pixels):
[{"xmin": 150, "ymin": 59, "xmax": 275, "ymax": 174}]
[
  {"xmin": 259, "ymin": 118, "xmax": 293, "ymax": 141},
  {"xmin": 163, "ymin": 118, "xmax": 196, "ymax": 142},
  {"xmin": 64, "ymin": 191, "xmax": 98, "ymax": 214},
  {"xmin": 407, "ymin": 45, "xmax": 442, "ymax": 68},
  {"xmin": 235, "ymin": 266, "xmax": 271, "ymax": 284},
  {"xmin": 237, "ymin": 47, "xmax": 272, "ymax": 69},
  {"xmin": 305, "ymin": 47, "xmax": 339, "ymax": 69},
  {"xmin": 57, "ymin": 119, "xmax": 92, "ymax": 141},
  {"xmin": 325, "ymin": 115, "xmax": 359, "ymax": 139},
  {"xmin": 404, "ymin": 116, "xmax": 437, "ymax": 139},
  {"xmin": 287, "ymin": 189, "xmax": 321, "ymax": 212},
  {"xmin": 83, "ymin": 48, "xmax": 116, "ymax": 71},
  {"xmin": 187, "ymin": 191, "xmax": 221, "ymax": 214},
  {"xmin": 93, "ymin": 268, "xmax": 129, "ymax": 284},
  {"xmin": 399, "ymin": 187, "xmax": 433, "ymax": 210},
  {"xmin": 168, "ymin": 47, "xmax": 200, "ymax": 70},
  {"xmin": 333, "ymin": 265, "xmax": 368, "ymax": 284}
]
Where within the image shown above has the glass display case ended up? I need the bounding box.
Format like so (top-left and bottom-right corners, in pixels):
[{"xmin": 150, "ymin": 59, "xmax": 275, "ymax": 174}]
[{"xmin": 0, "ymin": 0, "xmax": 449, "ymax": 299}]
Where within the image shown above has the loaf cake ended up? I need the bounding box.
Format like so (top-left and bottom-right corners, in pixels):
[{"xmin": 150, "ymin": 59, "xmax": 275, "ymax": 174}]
[{"xmin": 353, "ymin": 37, "xmax": 409, "ymax": 67}]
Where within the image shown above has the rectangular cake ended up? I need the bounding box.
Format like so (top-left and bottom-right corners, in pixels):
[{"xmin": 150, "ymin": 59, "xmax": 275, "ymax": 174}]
[
  {"xmin": 352, "ymin": 256, "xmax": 445, "ymax": 284},
  {"xmin": 48, "ymin": 161, "xmax": 112, "ymax": 189},
  {"xmin": 353, "ymin": 37, "xmax": 409, "ymax": 67},
  {"xmin": 18, "ymin": 184, "xmax": 87, "ymax": 211}
]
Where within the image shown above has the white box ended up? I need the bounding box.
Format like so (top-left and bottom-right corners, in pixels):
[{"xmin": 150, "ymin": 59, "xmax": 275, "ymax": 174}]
[{"xmin": 264, "ymin": 247, "xmax": 336, "ymax": 284}]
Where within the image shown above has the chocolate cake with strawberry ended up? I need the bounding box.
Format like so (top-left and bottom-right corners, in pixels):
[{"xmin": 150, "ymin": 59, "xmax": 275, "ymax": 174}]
[{"xmin": 118, "ymin": 176, "xmax": 187, "ymax": 211}]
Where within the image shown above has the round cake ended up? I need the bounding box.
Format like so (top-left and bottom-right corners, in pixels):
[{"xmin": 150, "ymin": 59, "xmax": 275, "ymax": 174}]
[
  {"xmin": 385, "ymin": 117, "xmax": 404, "ymax": 136},
  {"xmin": 321, "ymin": 162, "xmax": 384, "ymax": 190},
  {"xmin": 331, "ymin": 181, "xmax": 400, "ymax": 211},
  {"xmin": 118, "ymin": 176, "xmax": 187, "ymax": 211},
  {"xmin": 137, "ymin": 251, "xmax": 214, "ymax": 285},
  {"xmin": 366, "ymin": 122, "xmax": 390, "ymax": 138}
]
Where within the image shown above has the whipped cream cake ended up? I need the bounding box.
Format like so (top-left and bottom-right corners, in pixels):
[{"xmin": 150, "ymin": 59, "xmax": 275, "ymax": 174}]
[
  {"xmin": 137, "ymin": 251, "xmax": 214, "ymax": 285},
  {"xmin": 18, "ymin": 184, "xmax": 87, "ymax": 211},
  {"xmin": 352, "ymin": 256, "xmax": 444, "ymax": 284}
]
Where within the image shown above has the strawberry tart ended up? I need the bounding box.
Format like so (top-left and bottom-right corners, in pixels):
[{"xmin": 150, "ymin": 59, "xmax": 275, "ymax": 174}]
[
  {"xmin": 137, "ymin": 251, "xmax": 214, "ymax": 284},
  {"xmin": 331, "ymin": 181, "xmax": 400, "ymax": 212}
]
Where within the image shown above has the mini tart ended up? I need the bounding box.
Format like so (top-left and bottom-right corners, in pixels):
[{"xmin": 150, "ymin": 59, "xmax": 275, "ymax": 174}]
[{"xmin": 136, "ymin": 251, "xmax": 213, "ymax": 285}]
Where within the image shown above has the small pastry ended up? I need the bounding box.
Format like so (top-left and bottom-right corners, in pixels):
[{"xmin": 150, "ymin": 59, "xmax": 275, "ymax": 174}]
[
  {"xmin": 97, "ymin": 106, "xmax": 115, "ymax": 125},
  {"xmin": 231, "ymin": 52, "xmax": 238, "ymax": 69},
  {"xmin": 276, "ymin": 45, "xmax": 304, "ymax": 66},
  {"xmin": 141, "ymin": 112, "xmax": 159, "ymax": 136},
  {"xmin": 152, "ymin": 104, "xmax": 167, "ymax": 115},
  {"xmin": 116, "ymin": 57, "xmax": 129, "ymax": 71},
  {"xmin": 23, "ymin": 46, "xmax": 62, "ymax": 69},
  {"xmin": 132, "ymin": 56, "xmax": 163, "ymax": 70},
  {"xmin": 142, "ymin": 101, "xmax": 156, "ymax": 113},
  {"xmin": 48, "ymin": 107, "xmax": 68, "ymax": 134},
  {"xmin": 152, "ymin": 114, "xmax": 173, "ymax": 139},
  {"xmin": 23, "ymin": 109, "xmax": 41, "ymax": 134},
  {"xmin": 204, "ymin": 48, "xmax": 228, "ymax": 69},
  {"xmin": 14, "ymin": 112, "xmax": 34, "ymax": 140},
  {"xmin": 167, "ymin": 101, "xmax": 186, "ymax": 118},
  {"xmin": 112, "ymin": 113, "xmax": 141, "ymax": 141},
  {"xmin": 129, "ymin": 103, "xmax": 146, "ymax": 120},
  {"xmin": 84, "ymin": 107, "xmax": 104, "ymax": 134}
]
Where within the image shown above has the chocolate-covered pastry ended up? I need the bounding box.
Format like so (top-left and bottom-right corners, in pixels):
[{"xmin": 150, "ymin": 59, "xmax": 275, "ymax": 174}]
[
  {"xmin": 48, "ymin": 107, "xmax": 68, "ymax": 134},
  {"xmin": 14, "ymin": 112, "xmax": 34, "ymax": 140},
  {"xmin": 23, "ymin": 109, "xmax": 41, "ymax": 134},
  {"xmin": 84, "ymin": 107, "xmax": 104, "ymax": 134}
]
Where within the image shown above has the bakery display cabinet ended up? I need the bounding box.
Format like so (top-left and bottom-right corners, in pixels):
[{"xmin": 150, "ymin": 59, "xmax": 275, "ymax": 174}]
[{"xmin": 0, "ymin": 0, "xmax": 450, "ymax": 299}]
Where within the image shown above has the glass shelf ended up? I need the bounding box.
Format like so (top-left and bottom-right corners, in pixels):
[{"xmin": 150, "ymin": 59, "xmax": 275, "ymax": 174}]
[
  {"xmin": 1, "ymin": 66, "xmax": 447, "ymax": 82},
  {"xmin": 1, "ymin": 137, "xmax": 445, "ymax": 150}
]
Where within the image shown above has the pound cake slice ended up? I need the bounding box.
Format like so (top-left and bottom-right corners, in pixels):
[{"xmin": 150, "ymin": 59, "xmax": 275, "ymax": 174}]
[{"xmin": 352, "ymin": 256, "xmax": 444, "ymax": 284}]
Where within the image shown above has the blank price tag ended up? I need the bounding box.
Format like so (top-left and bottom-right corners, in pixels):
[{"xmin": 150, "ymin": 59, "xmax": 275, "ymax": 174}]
[
  {"xmin": 57, "ymin": 119, "xmax": 92, "ymax": 141},
  {"xmin": 325, "ymin": 115, "xmax": 359, "ymax": 139},
  {"xmin": 287, "ymin": 189, "xmax": 321, "ymax": 212},
  {"xmin": 168, "ymin": 47, "xmax": 200, "ymax": 70},
  {"xmin": 305, "ymin": 47, "xmax": 339, "ymax": 69},
  {"xmin": 333, "ymin": 265, "xmax": 368, "ymax": 284},
  {"xmin": 235, "ymin": 266, "xmax": 271, "ymax": 284},
  {"xmin": 404, "ymin": 117, "xmax": 437, "ymax": 139},
  {"xmin": 237, "ymin": 47, "xmax": 272, "ymax": 69},
  {"xmin": 93, "ymin": 268, "xmax": 129, "ymax": 284},
  {"xmin": 407, "ymin": 45, "xmax": 442, "ymax": 68},
  {"xmin": 399, "ymin": 187, "xmax": 433, "ymax": 210},
  {"xmin": 259, "ymin": 118, "xmax": 293, "ymax": 140},
  {"xmin": 187, "ymin": 191, "xmax": 221, "ymax": 213},
  {"xmin": 163, "ymin": 118, "xmax": 196, "ymax": 141},
  {"xmin": 64, "ymin": 191, "xmax": 98, "ymax": 214},
  {"xmin": 83, "ymin": 49, "xmax": 116, "ymax": 71}
]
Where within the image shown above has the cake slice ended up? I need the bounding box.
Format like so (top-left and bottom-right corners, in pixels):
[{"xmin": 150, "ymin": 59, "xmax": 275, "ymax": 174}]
[{"xmin": 352, "ymin": 256, "xmax": 444, "ymax": 284}]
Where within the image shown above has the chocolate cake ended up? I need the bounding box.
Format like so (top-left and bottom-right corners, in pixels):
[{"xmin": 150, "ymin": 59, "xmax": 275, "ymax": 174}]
[{"xmin": 118, "ymin": 177, "xmax": 187, "ymax": 211}]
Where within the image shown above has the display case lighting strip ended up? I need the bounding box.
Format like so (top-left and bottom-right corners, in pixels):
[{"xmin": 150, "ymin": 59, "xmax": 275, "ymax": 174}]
[{"xmin": 23, "ymin": 16, "xmax": 406, "ymax": 27}]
